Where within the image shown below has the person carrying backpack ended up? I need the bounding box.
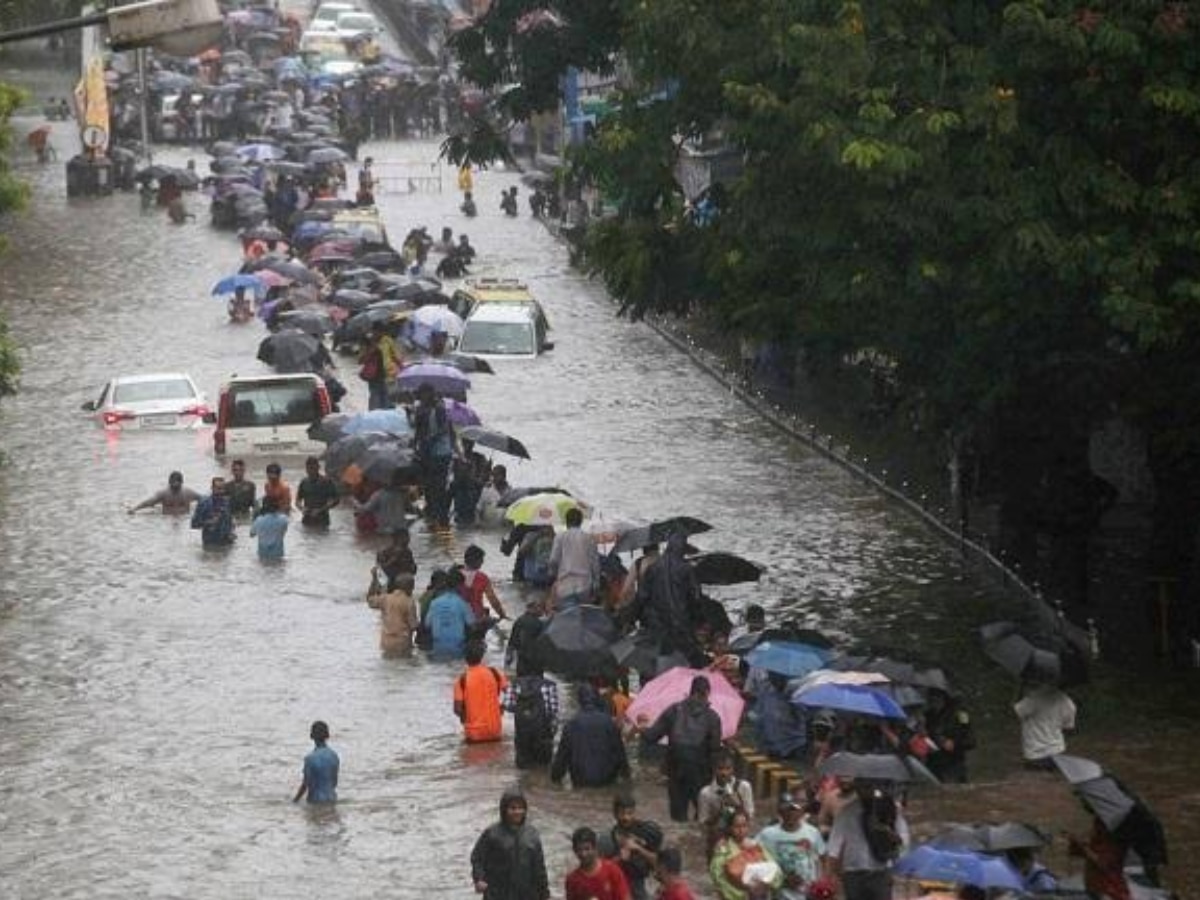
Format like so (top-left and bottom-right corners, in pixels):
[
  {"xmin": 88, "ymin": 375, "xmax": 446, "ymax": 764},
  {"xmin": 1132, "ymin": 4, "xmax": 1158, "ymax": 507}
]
[
  {"xmin": 552, "ymin": 684, "xmax": 631, "ymax": 788},
  {"xmin": 502, "ymin": 662, "xmax": 559, "ymax": 768},
  {"xmin": 826, "ymin": 781, "xmax": 908, "ymax": 900}
]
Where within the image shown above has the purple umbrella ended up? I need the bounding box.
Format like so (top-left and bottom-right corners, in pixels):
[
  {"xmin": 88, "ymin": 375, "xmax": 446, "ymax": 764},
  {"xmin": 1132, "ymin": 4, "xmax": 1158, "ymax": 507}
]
[
  {"xmin": 396, "ymin": 362, "xmax": 471, "ymax": 397},
  {"xmin": 443, "ymin": 398, "xmax": 481, "ymax": 427}
]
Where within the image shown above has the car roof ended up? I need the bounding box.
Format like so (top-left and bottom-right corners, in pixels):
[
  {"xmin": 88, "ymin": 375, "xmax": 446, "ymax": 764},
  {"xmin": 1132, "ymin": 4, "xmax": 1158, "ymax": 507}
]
[
  {"xmin": 465, "ymin": 303, "xmax": 538, "ymax": 324},
  {"xmin": 113, "ymin": 373, "xmax": 195, "ymax": 384},
  {"xmin": 462, "ymin": 278, "xmax": 534, "ymax": 302},
  {"xmin": 223, "ymin": 373, "xmax": 323, "ymax": 386}
]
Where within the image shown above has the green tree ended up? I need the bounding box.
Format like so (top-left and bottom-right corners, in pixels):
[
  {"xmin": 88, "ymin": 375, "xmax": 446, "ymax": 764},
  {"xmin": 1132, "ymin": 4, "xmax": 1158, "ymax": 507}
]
[{"xmin": 0, "ymin": 81, "xmax": 29, "ymax": 397}]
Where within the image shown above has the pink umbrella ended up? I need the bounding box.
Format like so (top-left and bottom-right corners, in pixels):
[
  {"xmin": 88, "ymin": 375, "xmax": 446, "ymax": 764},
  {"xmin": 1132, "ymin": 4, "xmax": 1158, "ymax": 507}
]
[
  {"xmin": 443, "ymin": 398, "xmax": 481, "ymax": 427},
  {"xmin": 625, "ymin": 668, "xmax": 744, "ymax": 740}
]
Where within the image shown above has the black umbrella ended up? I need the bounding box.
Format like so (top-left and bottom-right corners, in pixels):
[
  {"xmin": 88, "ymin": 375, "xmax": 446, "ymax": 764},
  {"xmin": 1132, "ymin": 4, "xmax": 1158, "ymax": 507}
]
[
  {"xmin": 818, "ymin": 751, "xmax": 940, "ymax": 785},
  {"xmin": 931, "ymin": 822, "xmax": 1050, "ymax": 853},
  {"xmin": 338, "ymin": 306, "xmax": 410, "ymax": 342},
  {"xmin": 689, "ymin": 552, "xmax": 764, "ymax": 586},
  {"xmin": 612, "ymin": 515, "xmax": 713, "ymax": 554},
  {"xmin": 257, "ymin": 258, "xmax": 322, "ymax": 287},
  {"xmin": 308, "ymin": 146, "xmax": 349, "ymax": 165},
  {"xmin": 609, "ymin": 630, "xmax": 688, "ymax": 675},
  {"xmin": 1051, "ymin": 756, "xmax": 1167, "ymax": 866},
  {"xmin": 241, "ymin": 223, "xmax": 284, "ymax": 242},
  {"xmin": 497, "ymin": 486, "xmax": 572, "ymax": 507},
  {"xmin": 457, "ymin": 426, "xmax": 530, "ymax": 460},
  {"xmin": 257, "ymin": 331, "xmax": 320, "ymax": 373},
  {"xmin": 323, "ymin": 432, "xmax": 405, "ymax": 473},
  {"xmin": 356, "ymin": 250, "xmax": 406, "ymax": 271},
  {"xmin": 983, "ymin": 632, "xmax": 1062, "ymax": 684},
  {"xmin": 278, "ymin": 309, "xmax": 335, "ymax": 336},
  {"xmin": 533, "ymin": 605, "xmax": 620, "ymax": 679},
  {"xmin": 329, "ymin": 289, "xmax": 377, "ymax": 313},
  {"xmin": 359, "ymin": 445, "xmax": 418, "ymax": 485},
  {"xmin": 135, "ymin": 164, "xmax": 178, "ymax": 183}
]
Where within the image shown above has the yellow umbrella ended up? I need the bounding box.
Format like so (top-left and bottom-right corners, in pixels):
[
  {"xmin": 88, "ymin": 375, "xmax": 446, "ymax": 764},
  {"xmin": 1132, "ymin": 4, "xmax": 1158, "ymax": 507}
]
[{"xmin": 504, "ymin": 492, "xmax": 585, "ymax": 527}]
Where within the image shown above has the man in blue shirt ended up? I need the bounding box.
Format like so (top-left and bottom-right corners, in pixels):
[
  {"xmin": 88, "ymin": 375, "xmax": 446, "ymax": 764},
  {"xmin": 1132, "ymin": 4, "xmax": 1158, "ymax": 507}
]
[
  {"xmin": 250, "ymin": 497, "xmax": 289, "ymax": 560},
  {"xmin": 426, "ymin": 583, "xmax": 475, "ymax": 658},
  {"xmin": 190, "ymin": 477, "xmax": 235, "ymax": 548},
  {"xmin": 293, "ymin": 720, "xmax": 339, "ymax": 804}
]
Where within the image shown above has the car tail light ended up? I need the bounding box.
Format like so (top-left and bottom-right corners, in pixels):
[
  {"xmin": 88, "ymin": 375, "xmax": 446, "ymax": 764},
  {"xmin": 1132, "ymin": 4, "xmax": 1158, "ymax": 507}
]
[
  {"xmin": 102, "ymin": 410, "xmax": 136, "ymax": 426},
  {"xmin": 214, "ymin": 390, "xmax": 230, "ymax": 455},
  {"xmin": 181, "ymin": 404, "xmax": 210, "ymax": 418},
  {"xmin": 315, "ymin": 385, "xmax": 332, "ymax": 417}
]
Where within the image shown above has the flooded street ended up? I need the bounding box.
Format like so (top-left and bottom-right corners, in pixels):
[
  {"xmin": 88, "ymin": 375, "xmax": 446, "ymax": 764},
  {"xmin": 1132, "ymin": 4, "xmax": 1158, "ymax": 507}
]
[{"xmin": 1, "ymin": 111, "xmax": 1197, "ymax": 897}]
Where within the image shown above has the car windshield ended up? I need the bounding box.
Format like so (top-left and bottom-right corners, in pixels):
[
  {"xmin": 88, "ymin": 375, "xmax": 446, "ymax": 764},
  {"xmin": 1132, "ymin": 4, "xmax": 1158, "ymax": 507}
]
[
  {"xmin": 460, "ymin": 322, "xmax": 535, "ymax": 356},
  {"xmin": 228, "ymin": 383, "xmax": 317, "ymax": 427},
  {"xmin": 338, "ymin": 14, "xmax": 376, "ymax": 30},
  {"xmin": 113, "ymin": 379, "xmax": 195, "ymax": 404}
]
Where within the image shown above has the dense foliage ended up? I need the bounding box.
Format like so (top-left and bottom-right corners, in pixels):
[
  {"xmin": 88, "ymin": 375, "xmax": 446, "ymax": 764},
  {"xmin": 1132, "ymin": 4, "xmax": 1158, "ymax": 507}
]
[
  {"xmin": 0, "ymin": 81, "xmax": 28, "ymax": 397},
  {"xmin": 447, "ymin": 0, "xmax": 1200, "ymax": 642}
]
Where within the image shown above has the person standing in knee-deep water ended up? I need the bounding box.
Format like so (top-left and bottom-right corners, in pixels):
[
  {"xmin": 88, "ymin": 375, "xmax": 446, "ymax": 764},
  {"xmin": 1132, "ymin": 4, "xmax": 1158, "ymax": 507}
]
[{"xmin": 293, "ymin": 720, "xmax": 339, "ymax": 804}]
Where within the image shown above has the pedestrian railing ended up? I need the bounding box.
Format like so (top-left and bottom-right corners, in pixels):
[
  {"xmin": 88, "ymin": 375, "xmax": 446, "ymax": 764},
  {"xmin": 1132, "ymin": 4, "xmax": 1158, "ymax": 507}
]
[{"xmin": 372, "ymin": 160, "xmax": 443, "ymax": 195}]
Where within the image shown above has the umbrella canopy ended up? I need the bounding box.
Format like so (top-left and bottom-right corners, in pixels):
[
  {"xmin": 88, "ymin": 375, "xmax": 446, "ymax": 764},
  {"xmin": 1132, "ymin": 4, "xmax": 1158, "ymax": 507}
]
[
  {"xmin": 254, "ymin": 258, "xmax": 322, "ymax": 287},
  {"xmin": 690, "ymin": 552, "xmax": 764, "ymax": 586},
  {"xmin": 211, "ymin": 273, "xmax": 266, "ymax": 297},
  {"xmin": 307, "ymin": 146, "xmax": 349, "ymax": 165},
  {"xmin": 625, "ymin": 668, "xmax": 744, "ymax": 740},
  {"xmin": 338, "ymin": 306, "xmax": 412, "ymax": 342},
  {"xmin": 983, "ymin": 631, "xmax": 1062, "ymax": 684},
  {"xmin": 323, "ymin": 432, "xmax": 403, "ymax": 474},
  {"xmin": 236, "ymin": 142, "xmax": 285, "ymax": 162},
  {"xmin": 256, "ymin": 331, "xmax": 320, "ymax": 373},
  {"xmin": 396, "ymin": 362, "xmax": 471, "ymax": 397},
  {"xmin": 931, "ymin": 822, "xmax": 1049, "ymax": 853},
  {"xmin": 612, "ymin": 516, "xmax": 713, "ymax": 554},
  {"xmin": 338, "ymin": 409, "xmax": 413, "ymax": 439},
  {"xmin": 894, "ymin": 846, "xmax": 1025, "ymax": 891},
  {"xmin": 745, "ymin": 641, "xmax": 833, "ymax": 678},
  {"xmin": 277, "ymin": 309, "xmax": 335, "ymax": 336},
  {"xmin": 457, "ymin": 426, "xmax": 530, "ymax": 459},
  {"xmin": 533, "ymin": 605, "xmax": 620, "ymax": 679},
  {"xmin": 358, "ymin": 444, "xmax": 418, "ymax": 485},
  {"xmin": 505, "ymin": 492, "xmax": 584, "ymax": 527},
  {"xmin": 241, "ymin": 223, "xmax": 285, "ymax": 242},
  {"xmin": 793, "ymin": 670, "xmax": 891, "ymax": 693},
  {"xmin": 409, "ymin": 304, "xmax": 465, "ymax": 336},
  {"xmin": 329, "ymin": 289, "xmax": 377, "ymax": 313},
  {"xmin": 818, "ymin": 752, "xmax": 940, "ymax": 785},
  {"xmin": 793, "ymin": 682, "xmax": 906, "ymax": 719},
  {"xmin": 442, "ymin": 397, "xmax": 481, "ymax": 427}
]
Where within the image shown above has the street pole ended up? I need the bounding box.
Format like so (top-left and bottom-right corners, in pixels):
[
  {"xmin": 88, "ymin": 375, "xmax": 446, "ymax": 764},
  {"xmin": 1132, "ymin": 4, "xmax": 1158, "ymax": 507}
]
[{"xmin": 136, "ymin": 47, "xmax": 152, "ymax": 162}]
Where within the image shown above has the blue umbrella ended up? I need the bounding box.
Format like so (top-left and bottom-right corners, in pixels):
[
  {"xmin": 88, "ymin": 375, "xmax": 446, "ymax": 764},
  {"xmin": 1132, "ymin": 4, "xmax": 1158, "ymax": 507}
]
[
  {"xmin": 745, "ymin": 641, "xmax": 832, "ymax": 678},
  {"xmin": 211, "ymin": 273, "xmax": 265, "ymax": 297},
  {"xmin": 893, "ymin": 845, "xmax": 1025, "ymax": 890},
  {"xmin": 792, "ymin": 683, "xmax": 906, "ymax": 719},
  {"xmin": 236, "ymin": 142, "xmax": 285, "ymax": 162},
  {"xmin": 340, "ymin": 409, "xmax": 412, "ymax": 438}
]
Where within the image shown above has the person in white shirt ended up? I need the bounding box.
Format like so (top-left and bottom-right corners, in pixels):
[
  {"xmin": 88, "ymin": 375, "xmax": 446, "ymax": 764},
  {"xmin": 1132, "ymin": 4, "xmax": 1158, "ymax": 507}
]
[
  {"xmin": 548, "ymin": 507, "xmax": 600, "ymax": 610},
  {"xmin": 825, "ymin": 782, "xmax": 909, "ymax": 900},
  {"xmin": 1013, "ymin": 682, "xmax": 1077, "ymax": 768}
]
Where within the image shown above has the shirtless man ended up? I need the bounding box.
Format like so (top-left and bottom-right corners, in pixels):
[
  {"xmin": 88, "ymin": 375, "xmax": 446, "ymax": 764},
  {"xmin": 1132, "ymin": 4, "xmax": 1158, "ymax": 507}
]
[{"xmin": 128, "ymin": 471, "xmax": 201, "ymax": 514}]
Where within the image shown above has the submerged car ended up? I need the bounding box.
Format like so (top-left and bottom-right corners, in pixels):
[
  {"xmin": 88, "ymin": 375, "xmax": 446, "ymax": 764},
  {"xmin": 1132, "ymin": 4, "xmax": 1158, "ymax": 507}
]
[
  {"xmin": 458, "ymin": 303, "xmax": 553, "ymax": 360},
  {"xmin": 82, "ymin": 373, "xmax": 210, "ymax": 429}
]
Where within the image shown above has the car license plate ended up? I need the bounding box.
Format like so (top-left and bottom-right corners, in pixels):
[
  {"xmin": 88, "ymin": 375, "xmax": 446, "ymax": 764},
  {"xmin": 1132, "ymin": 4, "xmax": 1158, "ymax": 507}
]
[
  {"xmin": 256, "ymin": 441, "xmax": 297, "ymax": 451},
  {"xmin": 142, "ymin": 414, "xmax": 177, "ymax": 426}
]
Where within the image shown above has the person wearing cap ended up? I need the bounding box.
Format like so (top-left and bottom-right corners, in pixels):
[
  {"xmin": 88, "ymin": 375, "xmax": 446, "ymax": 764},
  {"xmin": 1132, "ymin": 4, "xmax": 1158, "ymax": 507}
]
[
  {"xmin": 292, "ymin": 720, "xmax": 339, "ymax": 804},
  {"xmin": 756, "ymin": 794, "xmax": 826, "ymax": 900},
  {"xmin": 638, "ymin": 674, "xmax": 724, "ymax": 822},
  {"xmin": 128, "ymin": 471, "xmax": 201, "ymax": 514}
]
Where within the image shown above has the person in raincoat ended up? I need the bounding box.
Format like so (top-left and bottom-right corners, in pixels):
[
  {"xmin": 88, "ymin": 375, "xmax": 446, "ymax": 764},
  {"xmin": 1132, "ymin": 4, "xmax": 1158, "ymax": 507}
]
[
  {"xmin": 470, "ymin": 787, "xmax": 550, "ymax": 900},
  {"xmin": 628, "ymin": 532, "xmax": 707, "ymax": 672}
]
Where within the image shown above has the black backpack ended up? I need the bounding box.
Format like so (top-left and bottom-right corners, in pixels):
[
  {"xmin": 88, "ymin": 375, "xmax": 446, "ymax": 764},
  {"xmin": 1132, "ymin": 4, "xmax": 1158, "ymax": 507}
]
[
  {"xmin": 861, "ymin": 790, "xmax": 903, "ymax": 864},
  {"xmin": 513, "ymin": 676, "xmax": 552, "ymax": 741}
]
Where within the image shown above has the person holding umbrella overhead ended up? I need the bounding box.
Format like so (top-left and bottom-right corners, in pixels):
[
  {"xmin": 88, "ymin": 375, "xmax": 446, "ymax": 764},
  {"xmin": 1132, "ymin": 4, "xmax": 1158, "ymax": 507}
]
[
  {"xmin": 413, "ymin": 382, "xmax": 456, "ymax": 531},
  {"xmin": 638, "ymin": 675, "xmax": 724, "ymax": 823},
  {"xmin": 825, "ymin": 778, "xmax": 910, "ymax": 900}
]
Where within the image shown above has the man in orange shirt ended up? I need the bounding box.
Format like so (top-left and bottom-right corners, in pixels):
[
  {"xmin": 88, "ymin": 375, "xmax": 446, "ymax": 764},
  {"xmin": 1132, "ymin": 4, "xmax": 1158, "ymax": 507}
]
[{"xmin": 454, "ymin": 640, "xmax": 507, "ymax": 743}]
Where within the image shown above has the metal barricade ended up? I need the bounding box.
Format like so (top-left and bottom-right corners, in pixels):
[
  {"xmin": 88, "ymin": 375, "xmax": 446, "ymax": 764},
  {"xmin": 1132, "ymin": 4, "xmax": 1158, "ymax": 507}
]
[{"xmin": 371, "ymin": 159, "xmax": 443, "ymax": 195}]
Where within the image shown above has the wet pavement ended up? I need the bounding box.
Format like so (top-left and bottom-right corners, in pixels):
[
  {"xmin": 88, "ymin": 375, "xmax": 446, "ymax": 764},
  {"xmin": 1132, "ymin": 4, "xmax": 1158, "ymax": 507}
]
[{"xmin": 0, "ymin": 107, "xmax": 1197, "ymax": 898}]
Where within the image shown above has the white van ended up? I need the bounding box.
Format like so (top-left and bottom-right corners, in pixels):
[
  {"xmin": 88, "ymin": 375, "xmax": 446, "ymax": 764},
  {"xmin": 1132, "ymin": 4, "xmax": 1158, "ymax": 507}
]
[{"xmin": 211, "ymin": 373, "xmax": 331, "ymax": 457}]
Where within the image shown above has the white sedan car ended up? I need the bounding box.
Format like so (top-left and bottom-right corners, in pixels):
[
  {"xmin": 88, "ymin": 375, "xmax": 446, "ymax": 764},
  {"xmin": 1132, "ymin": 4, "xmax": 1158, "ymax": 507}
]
[{"xmin": 82, "ymin": 373, "xmax": 210, "ymax": 430}]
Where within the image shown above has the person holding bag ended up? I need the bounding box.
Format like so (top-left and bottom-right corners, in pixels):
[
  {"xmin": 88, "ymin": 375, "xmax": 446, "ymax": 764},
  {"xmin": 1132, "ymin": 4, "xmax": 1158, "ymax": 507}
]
[{"xmin": 709, "ymin": 810, "xmax": 782, "ymax": 900}]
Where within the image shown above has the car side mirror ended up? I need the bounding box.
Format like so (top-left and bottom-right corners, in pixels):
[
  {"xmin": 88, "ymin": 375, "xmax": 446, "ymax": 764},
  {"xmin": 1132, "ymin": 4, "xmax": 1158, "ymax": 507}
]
[
  {"xmin": 80, "ymin": 400, "xmax": 96, "ymax": 412},
  {"xmin": 202, "ymin": 411, "xmax": 217, "ymax": 424}
]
